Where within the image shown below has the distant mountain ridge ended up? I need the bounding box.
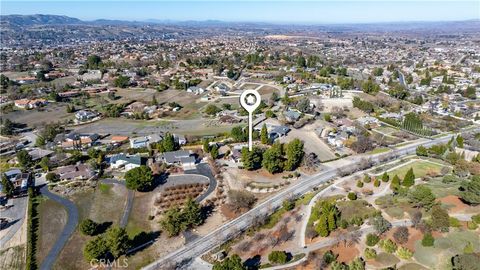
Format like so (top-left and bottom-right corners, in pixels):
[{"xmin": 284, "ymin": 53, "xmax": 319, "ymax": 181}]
[{"xmin": 1, "ymin": 14, "xmax": 83, "ymax": 26}]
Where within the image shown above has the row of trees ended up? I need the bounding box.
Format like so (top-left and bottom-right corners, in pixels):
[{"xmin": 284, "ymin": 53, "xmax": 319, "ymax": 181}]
[{"xmin": 241, "ymin": 139, "xmax": 304, "ymax": 174}]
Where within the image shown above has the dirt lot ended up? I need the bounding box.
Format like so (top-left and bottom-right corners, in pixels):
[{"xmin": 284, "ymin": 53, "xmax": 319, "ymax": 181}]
[
  {"xmin": 279, "ymin": 125, "xmax": 336, "ymax": 161},
  {"xmin": 3, "ymin": 103, "xmax": 73, "ymax": 126},
  {"xmin": 54, "ymin": 184, "xmax": 127, "ymax": 270},
  {"xmin": 0, "ymin": 245, "xmax": 26, "ymax": 270},
  {"xmin": 36, "ymin": 198, "xmax": 67, "ymax": 266}
]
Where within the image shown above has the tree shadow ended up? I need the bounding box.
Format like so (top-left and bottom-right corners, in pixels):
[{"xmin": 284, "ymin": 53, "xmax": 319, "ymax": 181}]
[
  {"xmin": 244, "ymin": 255, "xmax": 261, "ymax": 269},
  {"xmin": 95, "ymin": 221, "xmax": 113, "ymax": 235},
  {"xmin": 127, "ymin": 231, "xmax": 161, "ymax": 255}
]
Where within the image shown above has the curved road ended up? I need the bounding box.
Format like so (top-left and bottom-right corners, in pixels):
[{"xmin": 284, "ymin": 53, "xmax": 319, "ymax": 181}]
[
  {"xmin": 39, "ymin": 185, "xmax": 79, "ymax": 270},
  {"xmin": 143, "ymin": 128, "xmax": 479, "ymax": 269}
]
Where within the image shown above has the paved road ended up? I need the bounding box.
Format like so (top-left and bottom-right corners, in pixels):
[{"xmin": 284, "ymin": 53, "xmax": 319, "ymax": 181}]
[
  {"xmin": 143, "ymin": 128, "xmax": 479, "ymax": 269},
  {"xmin": 39, "ymin": 185, "xmax": 79, "ymax": 270},
  {"xmin": 101, "ymin": 179, "xmax": 134, "ymax": 228},
  {"xmin": 0, "ymin": 196, "xmax": 28, "ymax": 248}
]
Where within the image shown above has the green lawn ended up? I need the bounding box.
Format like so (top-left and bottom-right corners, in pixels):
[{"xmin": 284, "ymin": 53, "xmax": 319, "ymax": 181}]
[
  {"xmin": 423, "ymin": 177, "xmax": 461, "ymax": 198},
  {"xmin": 337, "ymin": 199, "xmax": 377, "ymax": 221},
  {"xmin": 387, "ymin": 160, "xmax": 446, "ymax": 179},
  {"xmin": 367, "ymin": 147, "xmax": 391, "ymax": 155}
]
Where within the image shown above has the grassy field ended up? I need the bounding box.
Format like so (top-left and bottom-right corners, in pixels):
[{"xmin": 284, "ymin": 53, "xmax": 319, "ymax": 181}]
[
  {"xmin": 3, "ymin": 103, "xmax": 73, "ymax": 126},
  {"xmin": 54, "ymin": 184, "xmax": 127, "ymax": 270},
  {"xmin": 367, "ymin": 147, "xmax": 390, "ymax": 155},
  {"xmin": 36, "ymin": 198, "xmax": 67, "ymax": 266},
  {"xmin": 337, "ymin": 199, "xmax": 377, "ymax": 221},
  {"xmin": 423, "ymin": 177, "xmax": 461, "ymax": 198},
  {"xmin": 414, "ymin": 231, "xmax": 480, "ymax": 270},
  {"xmin": 372, "ymin": 252, "xmax": 399, "ymax": 268},
  {"xmin": 387, "ymin": 160, "xmax": 445, "ymax": 179}
]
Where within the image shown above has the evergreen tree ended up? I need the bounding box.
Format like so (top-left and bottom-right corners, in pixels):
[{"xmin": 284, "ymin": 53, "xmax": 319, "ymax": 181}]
[
  {"xmin": 381, "ymin": 172, "xmax": 389, "ymax": 182},
  {"xmin": 262, "ymin": 143, "xmax": 284, "ymax": 173},
  {"xmin": 260, "ymin": 124, "xmax": 269, "ymax": 144},
  {"xmin": 403, "ymin": 168, "xmax": 415, "ymax": 187},
  {"xmin": 1, "ymin": 173, "xmax": 14, "ymax": 197},
  {"xmin": 391, "ymin": 174, "xmax": 401, "ymax": 191},
  {"xmin": 284, "ymin": 138, "xmax": 304, "ymax": 171}
]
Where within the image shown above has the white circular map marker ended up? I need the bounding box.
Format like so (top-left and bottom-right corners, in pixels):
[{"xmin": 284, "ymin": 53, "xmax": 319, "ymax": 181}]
[{"xmin": 240, "ymin": 89, "xmax": 261, "ymax": 151}]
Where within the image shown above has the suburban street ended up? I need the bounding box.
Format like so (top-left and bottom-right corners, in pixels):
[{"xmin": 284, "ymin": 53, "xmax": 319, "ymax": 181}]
[{"xmin": 143, "ymin": 128, "xmax": 478, "ymax": 269}]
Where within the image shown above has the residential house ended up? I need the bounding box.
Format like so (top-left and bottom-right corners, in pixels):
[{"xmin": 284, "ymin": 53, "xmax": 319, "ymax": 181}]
[
  {"xmin": 4, "ymin": 169, "xmax": 31, "ymax": 192},
  {"xmin": 129, "ymin": 134, "xmax": 162, "ymax": 149},
  {"xmin": 284, "ymin": 110, "xmax": 301, "ymax": 122},
  {"xmin": 14, "ymin": 98, "xmax": 48, "ymax": 109},
  {"xmin": 160, "ymin": 150, "xmax": 195, "ymax": 168},
  {"xmin": 55, "ymin": 164, "xmax": 94, "ymax": 181},
  {"xmin": 269, "ymin": 125, "xmax": 291, "ymax": 140},
  {"xmin": 75, "ymin": 110, "xmax": 98, "ymax": 122},
  {"xmin": 173, "ymin": 134, "xmax": 187, "ymax": 145},
  {"xmin": 187, "ymin": 86, "xmax": 206, "ymax": 95},
  {"xmin": 28, "ymin": 148, "xmax": 54, "ymax": 161},
  {"xmin": 61, "ymin": 133, "xmax": 100, "ymax": 149},
  {"xmin": 109, "ymin": 154, "xmax": 142, "ymax": 171}
]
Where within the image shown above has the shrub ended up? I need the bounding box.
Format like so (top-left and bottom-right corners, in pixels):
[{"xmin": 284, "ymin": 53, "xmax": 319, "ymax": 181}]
[
  {"xmin": 366, "ymin": 233, "xmax": 380, "ymax": 246},
  {"xmin": 357, "ymin": 180, "xmax": 364, "ymax": 188},
  {"xmin": 421, "ymin": 232, "xmax": 434, "ymax": 247},
  {"xmin": 322, "ymin": 250, "xmax": 337, "ymax": 264},
  {"xmin": 393, "ymin": 226, "xmax": 409, "ymax": 244},
  {"xmin": 471, "ymin": 214, "xmax": 480, "ymax": 224},
  {"xmin": 381, "ymin": 172, "xmax": 390, "ymax": 182},
  {"xmin": 374, "ymin": 179, "xmax": 381, "ymax": 187},
  {"xmin": 450, "ymin": 217, "xmax": 461, "ymax": 228},
  {"xmin": 282, "ymin": 199, "xmax": 295, "ymax": 211},
  {"xmin": 467, "ymin": 222, "xmax": 478, "ymax": 230},
  {"xmin": 463, "ymin": 242, "xmax": 475, "ymax": 254},
  {"xmin": 363, "ymin": 174, "xmax": 371, "ymax": 183},
  {"xmin": 379, "ymin": 239, "xmax": 397, "ymax": 253},
  {"xmin": 396, "ymin": 247, "xmax": 413, "ymax": 259},
  {"xmin": 347, "ymin": 192, "xmax": 357, "ymax": 200},
  {"xmin": 364, "ymin": 248, "xmax": 377, "ymax": 259}
]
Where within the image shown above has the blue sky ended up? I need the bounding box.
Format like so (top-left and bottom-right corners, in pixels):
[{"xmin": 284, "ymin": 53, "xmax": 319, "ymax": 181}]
[{"xmin": 1, "ymin": 1, "xmax": 479, "ymax": 23}]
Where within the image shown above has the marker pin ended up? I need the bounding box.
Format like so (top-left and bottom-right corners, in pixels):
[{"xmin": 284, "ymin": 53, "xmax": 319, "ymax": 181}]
[{"xmin": 240, "ymin": 89, "xmax": 261, "ymax": 151}]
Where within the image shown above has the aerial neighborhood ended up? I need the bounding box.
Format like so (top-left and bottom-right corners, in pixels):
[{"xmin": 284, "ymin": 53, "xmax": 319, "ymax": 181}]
[{"xmin": 0, "ymin": 10, "xmax": 480, "ymax": 270}]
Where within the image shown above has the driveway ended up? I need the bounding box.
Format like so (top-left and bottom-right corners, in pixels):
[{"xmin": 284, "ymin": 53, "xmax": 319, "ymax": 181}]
[
  {"xmin": 190, "ymin": 163, "xmax": 217, "ymax": 202},
  {"xmin": 39, "ymin": 185, "xmax": 79, "ymax": 270}
]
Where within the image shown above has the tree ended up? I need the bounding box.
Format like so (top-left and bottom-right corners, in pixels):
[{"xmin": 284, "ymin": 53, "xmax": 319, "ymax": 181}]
[
  {"xmin": 364, "ymin": 248, "xmax": 377, "ymax": 259},
  {"xmin": 421, "ymin": 232, "xmax": 435, "ymax": 246},
  {"xmin": 361, "ymin": 78, "xmax": 381, "ymax": 95},
  {"xmin": 86, "ymin": 54, "xmax": 102, "ymax": 69},
  {"xmin": 16, "ymin": 150, "xmax": 32, "ymax": 169},
  {"xmin": 231, "ymin": 126, "xmax": 247, "ymax": 142},
  {"xmin": 391, "ymin": 174, "xmax": 401, "ymax": 191},
  {"xmin": 431, "ymin": 205, "xmax": 450, "ymax": 232},
  {"xmin": 183, "ymin": 198, "xmax": 203, "ymax": 227},
  {"xmin": 114, "ymin": 75, "xmax": 130, "ymax": 88},
  {"xmin": 372, "ymin": 67, "xmax": 384, "ymax": 76},
  {"xmin": 347, "ymin": 192, "xmax": 357, "ymax": 200},
  {"xmin": 46, "ymin": 172, "xmax": 60, "ymax": 182},
  {"xmin": 366, "ymin": 233, "xmax": 380, "ymax": 246},
  {"xmin": 456, "ymin": 135, "xmax": 464, "ymax": 148},
  {"xmin": 296, "ymin": 97, "xmax": 310, "ymax": 113},
  {"xmin": 396, "ymin": 247, "xmax": 413, "ymax": 259},
  {"xmin": 351, "ymin": 135, "xmax": 374, "ymax": 153},
  {"xmin": 408, "ymin": 185, "xmax": 436, "ymax": 210},
  {"xmin": 356, "ymin": 180, "xmax": 364, "ymax": 188},
  {"xmin": 1, "ymin": 118, "xmax": 15, "ymax": 135},
  {"xmin": 227, "ymin": 190, "xmax": 256, "ymax": 212},
  {"xmin": 282, "ymin": 199, "xmax": 295, "ymax": 211},
  {"xmin": 381, "ymin": 172, "xmax": 389, "ymax": 182},
  {"xmin": 372, "ymin": 215, "xmax": 391, "ymax": 234},
  {"xmin": 260, "ymin": 124, "xmax": 269, "ymax": 144},
  {"xmin": 241, "ymin": 147, "xmax": 263, "ymax": 170},
  {"xmin": 105, "ymin": 226, "xmax": 129, "ymax": 258},
  {"xmin": 348, "ymin": 257, "xmax": 365, "ymax": 270},
  {"xmin": 79, "ymin": 219, "xmax": 100, "ymax": 236},
  {"xmin": 411, "ymin": 211, "xmax": 423, "ymax": 228},
  {"xmin": 160, "ymin": 206, "xmax": 185, "ymax": 236},
  {"xmin": 1, "ymin": 173, "xmax": 14, "ymax": 197},
  {"xmin": 212, "ymin": 254, "xmax": 246, "ymax": 270},
  {"xmin": 284, "ymin": 139, "xmax": 304, "ymax": 171},
  {"xmin": 402, "ymin": 168, "xmax": 415, "ymax": 187},
  {"xmin": 83, "ymin": 236, "xmax": 108, "ymax": 261},
  {"xmin": 460, "ymin": 176, "xmax": 480, "ymax": 205},
  {"xmin": 162, "ymin": 133, "xmax": 177, "ymax": 152},
  {"xmin": 124, "ymin": 166, "xmax": 153, "ymax": 191},
  {"xmin": 204, "ymin": 104, "xmax": 221, "ymax": 116},
  {"xmin": 268, "ymin": 250, "xmax": 288, "ymax": 264},
  {"xmin": 210, "ymin": 145, "xmax": 219, "ymax": 159},
  {"xmin": 373, "ymin": 179, "xmax": 381, "ymax": 187},
  {"xmin": 316, "ymin": 214, "xmax": 330, "ymax": 237},
  {"xmin": 393, "ymin": 226, "xmax": 409, "ymax": 244},
  {"xmin": 379, "ymin": 239, "xmax": 397, "ymax": 253}
]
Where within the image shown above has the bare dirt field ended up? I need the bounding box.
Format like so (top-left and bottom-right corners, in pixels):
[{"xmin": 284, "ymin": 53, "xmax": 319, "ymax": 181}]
[
  {"xmin": 0, "ymin": 244, "xmax": 26, "ymax": 270},
  {"xmin": 280, "ymin": 126, "xmax": 336, "ymax": 161},
  {"xmin": 4, "ymin": 103, "xmax": 73, "ymax": 126},
  {"xmin": 438, "ymin": 195, "xmax": 468, "ymax": 214}
]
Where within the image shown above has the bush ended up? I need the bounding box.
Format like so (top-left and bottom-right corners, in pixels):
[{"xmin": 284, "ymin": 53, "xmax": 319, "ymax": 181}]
[
  {"xmin": 363, "ymin": 174, "xmax": 371, "ymax": 183},
  {"xmin": 467, "ymin": 222, "xmax": 478, "ymax": 230},
  {"xmin": 268, "ymin": 250, "xmax": 288, "ymax": 264},
  {"xmin": 356, "ymin": 180, "xmax": 364, "ymax": 188},
  {"xmin": 347, "ymin": 192, "xmax": 357, "ymax": 200},
  {"xmin": 282, "ymin": 199, "xmax": 295, "ymax": 211},
  {"xmin": 364, "ymin": 248, "xmax": 377, "ymax": 259},
  {"xmin": 471, "ymin": 214, "xmax": 480, "ymax": 224},
  {"xmin": 450, "ymin": 217, "xmax": 461, "ymax": 228},
  {"xmin": 396, "ymin": 247, "xmax": 413, "ymax": 259},
  {"xmin": 46, "ymin": 172, "xmax": 60, "ymax": 182},
  {"xmin": 421, "ymin": 232, "xmax": 434, "ymax": 247},
  {"xmin": 366, "ymin": 233, "xmax": 380, "ymax": 246},
  {"xmin": 374, "ymin": 179, "xmax": 381, "ymax": 187},
  {"xmin": 322, "ymin": 250, "xmax": 337, "ymax": 264},
  {"xmin": 393, "ymin": 226, "xmax": 409, "ymax": 244}
]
